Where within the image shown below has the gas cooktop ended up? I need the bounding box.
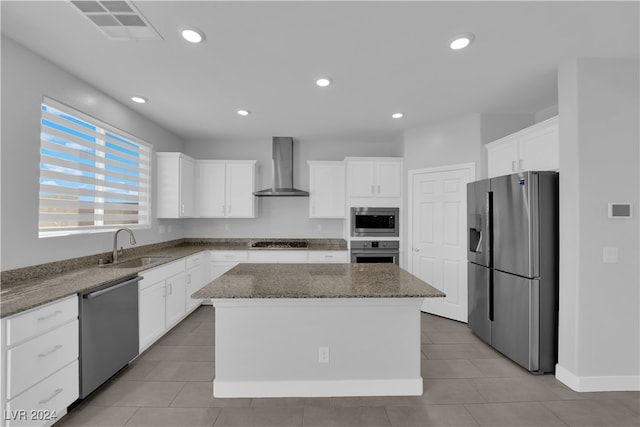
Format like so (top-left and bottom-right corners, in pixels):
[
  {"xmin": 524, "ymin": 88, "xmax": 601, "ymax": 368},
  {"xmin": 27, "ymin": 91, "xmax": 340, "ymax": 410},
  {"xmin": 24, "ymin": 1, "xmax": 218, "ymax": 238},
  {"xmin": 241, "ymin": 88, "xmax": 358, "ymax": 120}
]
[{"xmin": 250, "ymin": 241, "xmax": 309, "ymax": 249}]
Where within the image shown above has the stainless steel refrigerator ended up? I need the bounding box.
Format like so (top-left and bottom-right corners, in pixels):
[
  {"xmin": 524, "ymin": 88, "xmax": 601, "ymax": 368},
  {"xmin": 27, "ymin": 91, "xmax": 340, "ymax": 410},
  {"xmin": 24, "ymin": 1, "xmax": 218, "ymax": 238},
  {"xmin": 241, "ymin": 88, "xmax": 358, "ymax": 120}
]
[{"xmin": 467, "ymin": 171, "xmax": 559, "ymax": 373}]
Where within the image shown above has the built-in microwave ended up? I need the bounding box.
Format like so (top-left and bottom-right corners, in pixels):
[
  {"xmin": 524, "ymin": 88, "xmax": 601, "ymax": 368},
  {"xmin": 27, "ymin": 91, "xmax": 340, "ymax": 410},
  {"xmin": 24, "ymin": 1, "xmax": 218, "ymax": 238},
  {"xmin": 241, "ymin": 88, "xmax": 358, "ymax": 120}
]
[{"xmin": 351, "ymin": 207, "xmax": 399, "ymax": 237}]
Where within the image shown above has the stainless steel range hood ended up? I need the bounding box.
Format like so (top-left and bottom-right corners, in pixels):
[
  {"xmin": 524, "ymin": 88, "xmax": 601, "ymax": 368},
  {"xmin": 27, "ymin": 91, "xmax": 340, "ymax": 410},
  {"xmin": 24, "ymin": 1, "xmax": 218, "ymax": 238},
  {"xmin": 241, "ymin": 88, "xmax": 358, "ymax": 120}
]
[{"xmin": 253, "ymin": 137, "xmax": 309, "ymax": 197}]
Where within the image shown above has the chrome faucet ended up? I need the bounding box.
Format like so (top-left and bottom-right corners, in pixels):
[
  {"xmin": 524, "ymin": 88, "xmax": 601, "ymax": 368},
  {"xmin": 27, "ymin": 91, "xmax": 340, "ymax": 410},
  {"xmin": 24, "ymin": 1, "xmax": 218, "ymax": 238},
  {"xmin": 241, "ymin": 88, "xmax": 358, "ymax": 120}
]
[{"xmin": 112, "ymin": 228, "xmax": 137, "ymax": 263}]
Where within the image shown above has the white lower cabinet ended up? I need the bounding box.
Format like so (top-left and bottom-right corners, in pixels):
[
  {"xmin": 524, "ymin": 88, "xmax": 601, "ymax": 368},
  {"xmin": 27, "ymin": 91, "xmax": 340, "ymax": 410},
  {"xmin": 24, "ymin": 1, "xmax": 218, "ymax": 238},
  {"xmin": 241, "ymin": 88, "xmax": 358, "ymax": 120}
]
[
  {"xmin": 186, "ymin": 253, "xmax": 206, "ymax": 311},
  {"xmin": 248, "ymin": 251, "xmax": 308, "ymax": 263},
  {"xmin": 209, "ymin": 251, "xmax": 248, "ymax": 286},
  {"xmin": 1, "ymin": 295, "xmax": 79, "ymax": 427},
  {"xmin": 138, "ymin": 259, "xmax": 187, "ymax": 352},
  {"xmin": 307, "ymin": 251, "xmax": 349, "ymax": 263}
]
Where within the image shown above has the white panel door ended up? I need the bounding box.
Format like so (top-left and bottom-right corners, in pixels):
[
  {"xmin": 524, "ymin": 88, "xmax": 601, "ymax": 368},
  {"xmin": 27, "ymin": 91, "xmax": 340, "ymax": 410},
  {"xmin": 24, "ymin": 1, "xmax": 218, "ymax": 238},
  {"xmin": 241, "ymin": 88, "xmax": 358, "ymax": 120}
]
[
  {"xmin": 410, "ymin": 165, "xmax": 473, "ymax": 322},
  {"xmin": 226, "ymin": 163, "xmax": 255, "ymax": 217},
  {"xmin": 197, "ymin": 161, "xmax": 226, "ymax": 217}
]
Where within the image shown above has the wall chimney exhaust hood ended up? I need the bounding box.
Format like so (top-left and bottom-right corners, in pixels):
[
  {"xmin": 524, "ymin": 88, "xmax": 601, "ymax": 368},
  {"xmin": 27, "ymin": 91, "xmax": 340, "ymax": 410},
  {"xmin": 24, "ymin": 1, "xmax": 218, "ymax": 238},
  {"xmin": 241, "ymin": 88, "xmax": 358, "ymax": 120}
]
[{"xmin": 253, "ymin": 137, "xmax": 309, "ymax": 197}]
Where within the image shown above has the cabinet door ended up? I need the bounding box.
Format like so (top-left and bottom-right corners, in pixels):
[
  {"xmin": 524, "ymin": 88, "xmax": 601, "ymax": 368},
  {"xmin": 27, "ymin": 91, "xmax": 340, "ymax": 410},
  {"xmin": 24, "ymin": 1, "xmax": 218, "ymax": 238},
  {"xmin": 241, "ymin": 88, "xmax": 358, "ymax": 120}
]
[
  {"xmin": 179, "ymin": 156, "xmax": 195, "ymax": 217},
  {"xmin": 186, "ymin": 264, "xmax": 204, "ymax": 311},
  {"xmin": 226, "ymin": 163, "xmax": 255, "ymax": 217},
  {"xmin": 487, "ymin": 138, "xmax": 519, "ymax": 178},
  {"xmin": 165, "ymin": 272, "xmax": 186, "ymax": 328},
  {"xmin": 197, "ymin": 162, "xmax": 226, "ymax": 217},
  {"xmin": 139, "ymin": 281, "xmax": 166, "ymax": 351},
  {"xmin": 518, "ymin": 119, "xmax": 559, "ymax": 172},
  {"xmin": 375, "ymin": 161, "xmax": 402, "ymax": 198},
  {"xmin": 309, "ymin": 162, "xmax": 345, "ymax": 218},
  {"xmin": 348, "ymin": 161, "xmax": 376, "ymax": 197}
]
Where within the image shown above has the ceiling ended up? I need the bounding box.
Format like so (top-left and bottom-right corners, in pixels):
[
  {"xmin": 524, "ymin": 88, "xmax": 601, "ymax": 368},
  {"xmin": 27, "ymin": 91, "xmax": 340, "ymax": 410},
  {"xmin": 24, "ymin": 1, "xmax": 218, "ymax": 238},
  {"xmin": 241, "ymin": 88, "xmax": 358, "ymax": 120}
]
[{"xmin": 2, "ymin": 1, "xmax": 638, "ymax": 143}]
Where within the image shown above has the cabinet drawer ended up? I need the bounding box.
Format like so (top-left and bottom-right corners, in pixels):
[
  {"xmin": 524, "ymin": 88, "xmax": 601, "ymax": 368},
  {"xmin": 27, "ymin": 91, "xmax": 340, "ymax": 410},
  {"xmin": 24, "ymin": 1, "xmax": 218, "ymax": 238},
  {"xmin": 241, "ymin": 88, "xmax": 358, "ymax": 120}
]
[
  {"xmin": 6, "ymin": 360, "xmax": 79, "ymax": 427},
  {"xmin": 7, "ymin": 320, "xmax": 79, "ymax": 400},
  {"xmin": 139, "ymin": 260, "xmax": 184, "ymax": 290},
  {"xmin": 307, "ymin": 251, "xmax": 349, "ymax": 263},
  {"xmin": 210, "ymin": 251, "xmax": 248, "ymax": 262},
  {"xmin": 185, "ymin": 252, "xmax": 205, "ymax": 269},
  {"xmin": 6, "ymin": 295, "xmax": 78, "ymax": 347},
  {"xmin": 248, "ymin": 251, "xmax": 308, "ymax": 263}
]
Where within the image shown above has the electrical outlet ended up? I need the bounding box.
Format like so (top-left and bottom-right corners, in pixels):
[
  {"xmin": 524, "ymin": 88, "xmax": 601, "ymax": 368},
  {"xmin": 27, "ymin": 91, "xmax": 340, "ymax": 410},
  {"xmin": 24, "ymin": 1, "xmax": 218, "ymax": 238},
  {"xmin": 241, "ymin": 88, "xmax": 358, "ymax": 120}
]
[{"xmin": 318, "ymin": 347, "xmax": 330, "ymax": 364}]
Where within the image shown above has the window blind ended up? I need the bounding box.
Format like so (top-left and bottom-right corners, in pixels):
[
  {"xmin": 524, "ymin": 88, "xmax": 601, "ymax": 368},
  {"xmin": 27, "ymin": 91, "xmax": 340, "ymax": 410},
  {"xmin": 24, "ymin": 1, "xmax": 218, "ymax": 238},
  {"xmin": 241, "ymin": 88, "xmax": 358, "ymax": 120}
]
[{"xmin": 39, "ymin": 97, "xmax": 151, "ymax": 237}]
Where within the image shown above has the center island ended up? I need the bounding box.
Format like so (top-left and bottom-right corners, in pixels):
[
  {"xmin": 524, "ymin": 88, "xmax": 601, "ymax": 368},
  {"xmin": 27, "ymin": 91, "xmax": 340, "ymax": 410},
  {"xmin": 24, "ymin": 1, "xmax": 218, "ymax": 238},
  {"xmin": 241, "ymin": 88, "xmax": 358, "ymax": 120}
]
[{"xmin": 193, "ymin": 263, "xmax": 445, "ymax": 398}]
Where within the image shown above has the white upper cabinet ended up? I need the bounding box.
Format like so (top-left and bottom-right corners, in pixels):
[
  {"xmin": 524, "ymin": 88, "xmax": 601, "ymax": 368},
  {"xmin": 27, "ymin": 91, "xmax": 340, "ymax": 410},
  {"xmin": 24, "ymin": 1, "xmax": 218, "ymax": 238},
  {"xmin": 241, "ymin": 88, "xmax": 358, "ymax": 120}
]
[
  {"xmin": 308, "ymin": 161, "xmax": 346, "ymax": 218},
  {"xmin": 196, "ymin": 160, "xmax": 256, "ymax": 218},
  {"xmin": 346, "ymin": 158, "xmax": 402, "ymax": 202},
  {"xmin": 157, "ymin": 152, "xmax": 196, "ymax": 218},
  {"xmin": 487, "ymin": 116, "xmax": 559, "ymax": 178}
]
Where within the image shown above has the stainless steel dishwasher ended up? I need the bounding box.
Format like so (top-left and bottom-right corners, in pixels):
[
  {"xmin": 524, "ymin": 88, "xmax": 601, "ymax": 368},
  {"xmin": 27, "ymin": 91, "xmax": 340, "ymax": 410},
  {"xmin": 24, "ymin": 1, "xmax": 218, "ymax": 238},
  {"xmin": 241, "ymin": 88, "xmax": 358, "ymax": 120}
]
[{"xmin": 79, "ymin": 274, "xmax": 141, "ymax": 398}]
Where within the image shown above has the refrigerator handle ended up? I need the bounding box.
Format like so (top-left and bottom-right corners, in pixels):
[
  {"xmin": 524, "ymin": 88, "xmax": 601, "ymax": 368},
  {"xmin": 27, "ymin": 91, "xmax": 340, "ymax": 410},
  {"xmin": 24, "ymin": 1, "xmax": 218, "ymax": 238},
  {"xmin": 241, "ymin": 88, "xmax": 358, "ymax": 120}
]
[{"xmin": 488, "ymin": 269, "xmax": 494, "ymax": 322}]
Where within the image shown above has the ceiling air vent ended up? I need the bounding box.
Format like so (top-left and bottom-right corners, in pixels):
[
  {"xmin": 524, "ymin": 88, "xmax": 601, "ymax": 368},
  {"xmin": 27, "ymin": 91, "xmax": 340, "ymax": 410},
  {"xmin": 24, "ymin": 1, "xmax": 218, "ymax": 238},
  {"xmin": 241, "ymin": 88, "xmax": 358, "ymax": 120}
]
[{"xmin": 69, "ymin": 0, "xmax": 162, "ymax": 41}]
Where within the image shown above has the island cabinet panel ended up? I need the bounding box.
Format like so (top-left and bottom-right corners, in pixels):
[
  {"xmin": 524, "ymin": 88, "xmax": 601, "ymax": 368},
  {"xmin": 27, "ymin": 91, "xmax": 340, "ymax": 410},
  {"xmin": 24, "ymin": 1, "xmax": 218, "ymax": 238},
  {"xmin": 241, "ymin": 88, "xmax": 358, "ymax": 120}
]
[
  {"xmin": 1, "ymin": 295, "xmax": 79, "ymax": 427},
  {"xmin": 212, "ymin": 298, "xmax": 423, "ymax": 398}
]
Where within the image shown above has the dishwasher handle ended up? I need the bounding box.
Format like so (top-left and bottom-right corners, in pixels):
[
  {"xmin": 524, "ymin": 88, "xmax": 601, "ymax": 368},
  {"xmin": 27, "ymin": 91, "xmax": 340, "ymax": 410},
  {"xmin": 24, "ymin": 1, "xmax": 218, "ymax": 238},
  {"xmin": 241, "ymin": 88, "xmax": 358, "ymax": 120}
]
[{"xmin": 83, "ymin": 276, "xmax": 142, "ymax": 299}]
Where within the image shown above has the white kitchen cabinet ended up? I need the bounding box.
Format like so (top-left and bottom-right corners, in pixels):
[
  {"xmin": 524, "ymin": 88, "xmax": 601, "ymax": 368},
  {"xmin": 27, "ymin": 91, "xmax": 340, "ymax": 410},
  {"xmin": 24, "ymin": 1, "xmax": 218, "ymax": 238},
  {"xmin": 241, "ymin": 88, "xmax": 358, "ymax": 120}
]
[
  {"xmin": 138, "ymin": 259, "xmax": 187, "ymax": 352},
  {"xmin": 185, "ymin": 252, "xmax": 206, "ymax": 311},
  {"xmin": 208, "ymin": 251, "xmax": 249, "ymax": 296},
  {"xmin": 308, "ymin": 161, "xmax": 346, "ymax": 218},
  {"xmin": 248, "ymin": 250, "xmax": 308, "ymax": 263},
  {"xmin": 1, "ymin": 295, "xmax": 79, "ymax": 427},
  {"xmin": 157, "ymin": 152, "xmax": 196, "ymax": 218},
  {"xmin": 197, "ymin": 160, "xmax": 256, "ymax": 218},
  {"xmin": 307, "ymin": 251, "xmax": 349, "ymax": 263},
  {"xmin": 346, "ymin": 158, "xmax": 402, "ymax": 201},
  {"xmin": 487, "ymin": 116, "xmax": 559, "ymax": 178}
]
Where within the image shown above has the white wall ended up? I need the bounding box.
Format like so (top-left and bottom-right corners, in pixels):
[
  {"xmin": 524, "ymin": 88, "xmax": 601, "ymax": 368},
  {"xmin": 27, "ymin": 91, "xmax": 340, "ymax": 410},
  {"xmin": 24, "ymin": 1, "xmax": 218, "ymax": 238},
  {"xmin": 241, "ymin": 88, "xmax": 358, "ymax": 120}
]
[
  {"xmin": 401, "ymin": 113, "xmax": 533, "ymax": 268},
  {"xmin": 556, "ymin": 57, "xmax": 640, "ymax": 391},
  {"xmin": 183, "ymin": 138, "xmax": 401, "ymax": 239},
  {"xmin": 1, "ymin": 37, "xmax": 186, "ymax": 270}
]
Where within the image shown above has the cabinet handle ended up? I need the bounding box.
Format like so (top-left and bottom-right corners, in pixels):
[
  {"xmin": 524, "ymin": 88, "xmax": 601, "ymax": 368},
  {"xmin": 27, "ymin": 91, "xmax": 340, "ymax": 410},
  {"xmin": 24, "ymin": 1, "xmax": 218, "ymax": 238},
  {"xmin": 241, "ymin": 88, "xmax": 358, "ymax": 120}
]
[
  {"xmin": 37, "ymin": 310, "xmax": 62, "ymax": 321},
  {"xmin": 519, "ymin": 159, "xmax": 524, "ymax": 170},
  {"xmin": 511, "ymin": 160, "xmax": 516, "ymax": 172},
  {"xmin": 38, "ymin": 388, "xmax": 64, "ymax": 405},
  {"xmin": 181, "ymin": 204, "xmax": 185, "ymax": 214},
  {"xmin": 38, "ymin": 345, "xmax": 63, "ymax": 358},
  {"xmin": 221, "ymin": 205, "xmax": 225, "ymax": 215},
  {"xmin": 187, "ymin": 273, "xmax": 192, "ymax": 284},
  {"xmin": 324, "ymin": 255, "xmax": 333, "ymax": 258}
]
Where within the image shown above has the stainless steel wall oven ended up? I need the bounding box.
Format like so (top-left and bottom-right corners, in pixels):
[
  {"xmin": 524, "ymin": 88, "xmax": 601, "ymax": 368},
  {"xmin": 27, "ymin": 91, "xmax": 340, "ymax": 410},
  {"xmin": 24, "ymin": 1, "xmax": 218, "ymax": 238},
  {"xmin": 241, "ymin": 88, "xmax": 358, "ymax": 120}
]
[
  {"xmin": 351, "ymin": 207, "xmax": 399, "ymax": 237},
  {"xmin": 350, "ymin": 240, "xmax": 400, "ymax": 264}
]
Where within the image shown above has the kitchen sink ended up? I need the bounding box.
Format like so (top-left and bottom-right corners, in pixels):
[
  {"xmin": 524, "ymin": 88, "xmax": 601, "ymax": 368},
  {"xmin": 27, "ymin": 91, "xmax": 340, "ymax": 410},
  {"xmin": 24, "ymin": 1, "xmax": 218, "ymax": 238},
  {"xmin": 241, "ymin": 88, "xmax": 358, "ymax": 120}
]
[{"xmin": 111, "ymin": 256, "xmax": 170, "ymax": 268}]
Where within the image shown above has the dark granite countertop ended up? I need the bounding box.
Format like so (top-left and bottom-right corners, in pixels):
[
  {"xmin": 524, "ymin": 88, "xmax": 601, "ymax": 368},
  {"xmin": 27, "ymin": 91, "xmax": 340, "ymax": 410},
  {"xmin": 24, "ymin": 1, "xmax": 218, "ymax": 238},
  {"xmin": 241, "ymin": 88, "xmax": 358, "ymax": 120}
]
[
  {"xmin": 0, "ymin": 238, "xmax": 347, "ymax": 318},
  {"xmin": 193, "ymin": 263, "xmax": 445, "ymax": 299}
]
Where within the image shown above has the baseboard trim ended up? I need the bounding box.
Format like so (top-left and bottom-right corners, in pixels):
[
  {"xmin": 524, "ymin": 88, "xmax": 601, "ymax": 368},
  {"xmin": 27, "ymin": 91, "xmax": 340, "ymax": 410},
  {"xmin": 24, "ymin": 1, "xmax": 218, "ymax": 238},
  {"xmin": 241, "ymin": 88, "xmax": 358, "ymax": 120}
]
[
  {"xmin": 213, "ymin": 378, "xmax": 423, "ymax": 398},
  {"xmin": 556, "ymin": 364, "xmax": 640, "ymax": 392}
]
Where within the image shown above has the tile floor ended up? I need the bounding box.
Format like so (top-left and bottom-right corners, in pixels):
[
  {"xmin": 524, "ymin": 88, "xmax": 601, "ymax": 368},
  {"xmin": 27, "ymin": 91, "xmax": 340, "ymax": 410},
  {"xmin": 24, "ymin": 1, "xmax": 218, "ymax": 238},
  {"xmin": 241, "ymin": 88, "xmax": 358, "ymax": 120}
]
[{"xmin": 55, "ymin": 306, "xmax": 640, "ymax": 427}]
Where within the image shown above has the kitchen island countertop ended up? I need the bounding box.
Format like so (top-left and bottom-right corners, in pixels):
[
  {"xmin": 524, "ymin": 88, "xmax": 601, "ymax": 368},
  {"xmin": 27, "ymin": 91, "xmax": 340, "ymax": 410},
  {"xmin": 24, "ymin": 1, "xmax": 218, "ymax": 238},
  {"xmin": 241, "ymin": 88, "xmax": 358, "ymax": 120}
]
[{"xmin": 193, "ymin": 263, "xmax": 444, "ymax": 299}]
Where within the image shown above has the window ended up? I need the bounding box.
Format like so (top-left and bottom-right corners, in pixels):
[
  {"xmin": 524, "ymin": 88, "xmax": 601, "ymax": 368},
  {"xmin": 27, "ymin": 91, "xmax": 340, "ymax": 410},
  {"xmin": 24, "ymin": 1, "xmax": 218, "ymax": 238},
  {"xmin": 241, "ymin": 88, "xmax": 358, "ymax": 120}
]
[{"xmin": 39, "ymin": 97, "xmax": 151, "ymax": 237}]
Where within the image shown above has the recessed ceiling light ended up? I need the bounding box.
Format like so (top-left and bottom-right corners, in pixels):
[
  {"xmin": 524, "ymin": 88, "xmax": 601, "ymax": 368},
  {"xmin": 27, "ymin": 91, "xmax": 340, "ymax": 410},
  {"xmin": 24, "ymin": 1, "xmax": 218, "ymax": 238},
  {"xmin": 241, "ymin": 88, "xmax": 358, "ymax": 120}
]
[
  {"xmin": 131, "ymin": 96, "xmax": 147, "ymax": 104},
  {"xmin": 316, "ymin": 78, "xmax": 331, "ymax": 87},
  {"xmin": 449, "ymin": 33, "xmax": 475, "ymax": 50},
  {"xmin": 179, "ymin": 26, "xmax": 205, "ymax": 44},
  {"xmin": 392, "ymin": 113, "xmax": 404, "ymax": 119},
  {"xmin": 237, "ymin": 109, "xmax": 250, "ymax": 116}
]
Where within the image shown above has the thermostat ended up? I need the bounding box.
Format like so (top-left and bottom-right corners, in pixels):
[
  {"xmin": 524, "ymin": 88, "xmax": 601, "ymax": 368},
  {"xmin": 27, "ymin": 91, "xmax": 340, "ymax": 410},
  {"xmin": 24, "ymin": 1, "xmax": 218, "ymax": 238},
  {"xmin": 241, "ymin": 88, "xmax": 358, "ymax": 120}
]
[{"xmin": 608, "ymin": 203, "xmax": 632, "ymax": 219}]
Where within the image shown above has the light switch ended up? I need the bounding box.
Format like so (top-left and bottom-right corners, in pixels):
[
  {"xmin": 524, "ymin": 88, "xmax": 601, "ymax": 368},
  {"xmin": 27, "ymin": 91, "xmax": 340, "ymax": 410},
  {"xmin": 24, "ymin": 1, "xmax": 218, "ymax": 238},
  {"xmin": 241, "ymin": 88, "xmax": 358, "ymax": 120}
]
[{"xmin": 603, "ymin": 247, "xmax": 619, "ymax": 263}]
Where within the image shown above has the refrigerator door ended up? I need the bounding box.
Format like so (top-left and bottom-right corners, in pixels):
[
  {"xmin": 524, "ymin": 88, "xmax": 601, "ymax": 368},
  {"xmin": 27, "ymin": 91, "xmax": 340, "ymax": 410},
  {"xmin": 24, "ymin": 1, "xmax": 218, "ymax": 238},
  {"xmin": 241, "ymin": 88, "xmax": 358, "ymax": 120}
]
[
  {"xmin": 491, "ymin": 172, "xmax": 539, "ymax": 278},
  {"xmin": 491, "ymin": 269, "xmax": 540, "ymax": 372},
  {"xmin": 467, "ymin": 179, "xmax": 491, "ymax": 267},
  {"xmin": 467, "ymin": 262, "xmax": 491, "ymax": 344}
]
